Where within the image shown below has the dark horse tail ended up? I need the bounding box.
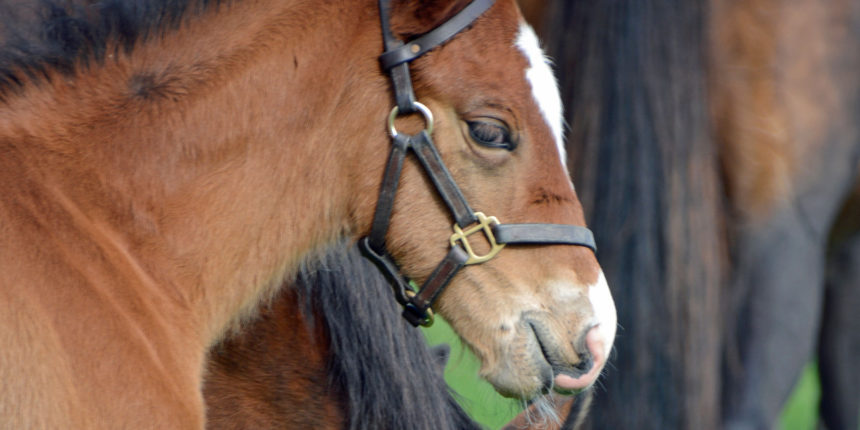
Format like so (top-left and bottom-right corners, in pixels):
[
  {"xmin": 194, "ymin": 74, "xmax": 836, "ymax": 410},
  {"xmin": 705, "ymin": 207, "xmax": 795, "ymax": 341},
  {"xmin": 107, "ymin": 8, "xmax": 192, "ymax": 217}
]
[{"xmin": 540, "ymin": 1, "xmax": 725, "ymax": 428}]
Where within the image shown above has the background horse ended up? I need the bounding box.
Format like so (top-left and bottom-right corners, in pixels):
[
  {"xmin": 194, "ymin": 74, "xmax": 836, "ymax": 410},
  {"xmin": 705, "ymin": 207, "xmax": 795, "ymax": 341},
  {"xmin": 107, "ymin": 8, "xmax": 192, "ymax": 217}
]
[
  {"xmin": 523, "ymin": 0, "xmax": 860, "ymax": 428},
  {"xmin": 0, "ymin": 0, "xmax": 614, "ymax": 427},
  {"xmin": 713, "ymin": 2, "xmax": 860, "ymax": 428},
  {"xmin": 204, "ymin": 242, "xmax": 589, "ymax": 429}
]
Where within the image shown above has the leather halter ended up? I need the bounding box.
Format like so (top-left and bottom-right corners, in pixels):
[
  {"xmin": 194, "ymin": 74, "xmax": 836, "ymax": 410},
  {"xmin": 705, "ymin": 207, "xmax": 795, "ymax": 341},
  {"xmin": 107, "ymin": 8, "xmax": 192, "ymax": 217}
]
[{"xmin": 361, "ymin": 0, "xmax": 597, "ymax": 327}]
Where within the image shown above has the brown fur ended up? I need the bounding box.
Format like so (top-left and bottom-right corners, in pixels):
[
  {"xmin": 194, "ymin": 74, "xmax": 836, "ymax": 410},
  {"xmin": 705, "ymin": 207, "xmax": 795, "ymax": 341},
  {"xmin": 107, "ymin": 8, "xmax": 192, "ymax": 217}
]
[
  {"xmin": 204, "ymin": 288, "xmax": 345, "ymax": 430},
  {"xmin": 0, "ymin": 0, "xmax": 606, "ymax": 427},
  {"xmin": 516, "ymin": 0, "xmax": 549, "ymax": 35},
  {"xmin": 711, "ymin": 0, "xmax": 857, "ymax": 220}
]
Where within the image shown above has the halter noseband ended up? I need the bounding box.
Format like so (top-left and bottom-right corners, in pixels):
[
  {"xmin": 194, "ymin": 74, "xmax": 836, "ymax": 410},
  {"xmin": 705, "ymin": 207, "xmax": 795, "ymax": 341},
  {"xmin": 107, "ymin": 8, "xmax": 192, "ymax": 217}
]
[{"xmin": 360, "ymin": 0, "xmax": 597, "ymax": 327}]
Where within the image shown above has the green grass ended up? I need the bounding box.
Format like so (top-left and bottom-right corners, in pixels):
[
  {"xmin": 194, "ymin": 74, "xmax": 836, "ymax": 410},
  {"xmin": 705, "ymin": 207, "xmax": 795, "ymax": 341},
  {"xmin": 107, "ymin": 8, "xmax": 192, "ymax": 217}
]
[
  {"xmin": 424, "ymin": 316, "xmax": 835, "ymax": 430},
  {"xmin": 422, "ymin": 316, "xmax": 522, "ymax": 429},
  {"xmin": 779, "ymin": 364, "xmax": 821, "ymax": 430}
]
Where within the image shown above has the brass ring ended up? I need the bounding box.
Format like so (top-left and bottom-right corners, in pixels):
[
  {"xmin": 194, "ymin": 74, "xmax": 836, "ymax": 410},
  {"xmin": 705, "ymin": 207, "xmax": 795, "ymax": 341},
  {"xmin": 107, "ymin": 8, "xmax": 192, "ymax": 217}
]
[{"xmin": 388, "ymin": 101, "xmax": 434, "ymax": 138}]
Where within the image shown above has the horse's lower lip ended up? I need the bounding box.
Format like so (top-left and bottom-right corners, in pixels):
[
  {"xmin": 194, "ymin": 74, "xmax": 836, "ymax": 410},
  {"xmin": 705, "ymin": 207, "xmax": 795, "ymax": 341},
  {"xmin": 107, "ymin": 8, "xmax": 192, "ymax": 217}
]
[{"xmin": 553, "ymin": 370, "xmax": 593, "ymax": 393}]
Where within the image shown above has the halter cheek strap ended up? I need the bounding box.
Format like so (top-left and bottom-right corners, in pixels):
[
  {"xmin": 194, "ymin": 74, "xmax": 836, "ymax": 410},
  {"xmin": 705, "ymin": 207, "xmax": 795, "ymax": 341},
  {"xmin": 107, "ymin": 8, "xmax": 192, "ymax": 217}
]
[{"xmin": 363, "ymin": 0, "xmax": 597, "ymax": 327}]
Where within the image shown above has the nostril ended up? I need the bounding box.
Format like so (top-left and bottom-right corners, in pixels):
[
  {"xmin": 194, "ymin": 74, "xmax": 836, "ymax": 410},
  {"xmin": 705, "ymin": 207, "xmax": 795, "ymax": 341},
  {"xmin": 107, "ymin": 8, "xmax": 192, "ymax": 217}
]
[
  {"xmin": 584, "ymin": 324, "xmax": 606, "ymax": 365},
  {"xmin": 574, "ymin": 324, "xmax": 595, "ymax": 360},
  {"xmin": 550, "ymin": 325, "xmax": 607, "ymax": 393},
  {"xmin": 529, "ymin": 318, "xmax": 597, "ymax": 377},
  {"xmin": 566, "ymin": 325, "xmax": 596, "ymax": 375},
  {"xmin": 573, "ymin": 356, "xmax": 593, "ymax": 374}
]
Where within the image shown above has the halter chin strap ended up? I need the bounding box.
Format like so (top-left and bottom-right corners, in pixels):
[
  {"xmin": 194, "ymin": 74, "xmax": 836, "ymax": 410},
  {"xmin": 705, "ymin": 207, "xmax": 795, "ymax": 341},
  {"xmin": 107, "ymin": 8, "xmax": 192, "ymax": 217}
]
[{"xmin": 362, "ymin": 0, "xmax": 597, "ymax": 327}]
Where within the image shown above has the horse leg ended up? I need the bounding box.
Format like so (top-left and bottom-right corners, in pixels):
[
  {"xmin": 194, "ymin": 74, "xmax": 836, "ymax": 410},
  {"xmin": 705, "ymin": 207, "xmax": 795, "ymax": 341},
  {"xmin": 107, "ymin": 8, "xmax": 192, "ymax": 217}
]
[
  {"xmin": 818, "ymin": 179, "xmax": 860, "ymax": 430},
  {"xmin": 716, "ymin": 0, "xmax": 860, "ymax": 424},
  {"xmin": 723, "ymin": 208, "xmax": 826, "ymax": 429},
  {"xmin": 819, "ymin": 236, "xmax": 860, "ymax": 430},
  {"xmin": 722, "ymin": 150, "xmax": 859, "ymax": 429}
]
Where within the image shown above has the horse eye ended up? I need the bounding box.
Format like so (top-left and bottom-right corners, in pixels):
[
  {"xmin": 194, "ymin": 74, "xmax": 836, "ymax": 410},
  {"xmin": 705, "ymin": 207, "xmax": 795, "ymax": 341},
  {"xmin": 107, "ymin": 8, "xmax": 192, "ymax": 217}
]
[{"xmin": 466, "ymin": 120, "xmax": 515, "ymax": 151}]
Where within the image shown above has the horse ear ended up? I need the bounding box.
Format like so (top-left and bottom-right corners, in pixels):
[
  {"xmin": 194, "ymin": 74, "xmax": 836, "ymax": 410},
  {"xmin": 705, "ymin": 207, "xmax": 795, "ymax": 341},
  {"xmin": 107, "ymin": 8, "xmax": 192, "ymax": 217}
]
[
  {"xmin": 428, "ymin": 343, "xmax": 451, "ymax": 372},
  {"xmin": 389, "ymin": 0, "xmax": 472, "ymax": 38}
]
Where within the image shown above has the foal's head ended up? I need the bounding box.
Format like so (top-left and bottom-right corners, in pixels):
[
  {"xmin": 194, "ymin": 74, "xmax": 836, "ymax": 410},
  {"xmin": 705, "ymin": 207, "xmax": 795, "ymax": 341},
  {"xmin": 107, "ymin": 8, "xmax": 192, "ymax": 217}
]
[{"xmin": 357, "ymin": 0, "xmax": 617, "ymax": 399}]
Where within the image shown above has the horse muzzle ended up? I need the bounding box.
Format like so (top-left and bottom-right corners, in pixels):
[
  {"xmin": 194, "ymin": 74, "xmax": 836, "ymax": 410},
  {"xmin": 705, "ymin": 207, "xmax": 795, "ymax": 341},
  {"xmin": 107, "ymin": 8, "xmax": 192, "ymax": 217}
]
[
  {"xmin": 484, "ymin": 277, "xmax": 616, "ymax": 399},
  {"xmin": 526, "ymin": 311, "xmax": 608, "ymax": 393}
]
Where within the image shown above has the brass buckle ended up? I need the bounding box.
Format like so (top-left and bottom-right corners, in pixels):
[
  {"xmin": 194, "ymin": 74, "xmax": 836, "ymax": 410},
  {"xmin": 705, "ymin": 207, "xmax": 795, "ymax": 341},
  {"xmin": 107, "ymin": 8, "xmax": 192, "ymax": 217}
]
[{"xmin": 449, "ymin": 212, "xmax": 506, "ymax": 265}]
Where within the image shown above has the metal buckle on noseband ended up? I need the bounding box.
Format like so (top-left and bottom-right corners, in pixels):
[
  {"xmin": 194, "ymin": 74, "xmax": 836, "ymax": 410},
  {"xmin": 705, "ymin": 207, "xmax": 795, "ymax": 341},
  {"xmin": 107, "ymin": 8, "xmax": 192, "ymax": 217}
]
[{"xmin": 450, "ymin": 212, "xmax": 505, "ymax": 265}]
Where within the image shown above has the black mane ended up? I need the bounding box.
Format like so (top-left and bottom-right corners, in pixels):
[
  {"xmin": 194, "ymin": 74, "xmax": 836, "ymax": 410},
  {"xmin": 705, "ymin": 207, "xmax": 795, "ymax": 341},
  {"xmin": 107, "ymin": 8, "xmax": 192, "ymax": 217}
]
[
  {"xmin": 296, "ymin": 243, "xmax": 480, "ymax": 430},
  {"xmin": 0, "ymin": 0, "xmax": 217, "ymax": 96}
]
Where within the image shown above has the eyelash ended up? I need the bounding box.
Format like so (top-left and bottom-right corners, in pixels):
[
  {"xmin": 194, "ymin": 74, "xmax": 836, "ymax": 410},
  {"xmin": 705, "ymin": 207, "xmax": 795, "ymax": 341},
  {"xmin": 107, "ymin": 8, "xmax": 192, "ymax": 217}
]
[{"xmin": 466, "ymin": 120, "xmax": 515, "ymax": 151}]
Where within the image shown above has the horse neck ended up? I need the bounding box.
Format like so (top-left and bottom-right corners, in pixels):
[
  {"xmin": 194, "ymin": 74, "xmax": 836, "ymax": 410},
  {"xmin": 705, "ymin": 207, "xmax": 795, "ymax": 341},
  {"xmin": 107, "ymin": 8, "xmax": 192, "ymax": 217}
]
[{"xmin": 0, "ymin": 0, "xmax": 389, "ymax": 344}]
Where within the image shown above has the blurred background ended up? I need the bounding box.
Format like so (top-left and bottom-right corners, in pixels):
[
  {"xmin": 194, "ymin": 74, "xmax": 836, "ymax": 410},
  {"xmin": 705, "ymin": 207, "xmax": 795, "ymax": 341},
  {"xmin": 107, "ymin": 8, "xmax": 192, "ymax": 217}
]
[{"xmin": 427, "ymin": 0, "xmax": 860, "ymax": 429}]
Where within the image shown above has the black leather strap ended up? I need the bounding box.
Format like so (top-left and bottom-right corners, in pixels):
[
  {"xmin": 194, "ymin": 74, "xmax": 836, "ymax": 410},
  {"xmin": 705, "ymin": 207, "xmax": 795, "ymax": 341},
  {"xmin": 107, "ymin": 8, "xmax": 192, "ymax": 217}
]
[
  {"xmin": 390, "ymin": 64, "xmax": 417, "ymax": 113},
  {"xmin": 378, "ymin": 0, "xmax": 398, "ymax": 52},
  {"xmin": 494, "ymin": 224, "xmax": 597, "ymax": 253},
  {"xmin": 367, "ymin": 131, "xmax": 477, "ymax": 251},
  {"xmin": 368, "ymin": 134, "xmax": 411, "ymax": 252},
  {"xmin": 379, "ymin": 0, "xmax": 496, "ymax": 70},
  {"xmin": 359, "ymin": 237, "xmax": 413, "ymax": 306},
  {"xmin": 378, "ymin": 0, "xmax": 418, "ymax": 112},
  {"xmin": 410, "ymin": 131, "xmax": 477, "ymax": 228},
  {"xmin": 403, "ymin": 245, "xmax": 469, "ymax": 326}
]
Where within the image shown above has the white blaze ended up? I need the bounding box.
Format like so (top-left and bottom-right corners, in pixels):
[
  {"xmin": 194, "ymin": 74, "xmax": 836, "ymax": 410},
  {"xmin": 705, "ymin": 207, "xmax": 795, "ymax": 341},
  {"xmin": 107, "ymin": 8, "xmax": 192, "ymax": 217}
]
[
  {"xmin": 515, "ymin": 22, "xmax": 566, "ymax": 168},
  {"xmin": 589, "ymin": 271, "xmax": 617, "ymax": 349}
]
